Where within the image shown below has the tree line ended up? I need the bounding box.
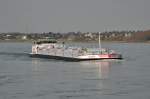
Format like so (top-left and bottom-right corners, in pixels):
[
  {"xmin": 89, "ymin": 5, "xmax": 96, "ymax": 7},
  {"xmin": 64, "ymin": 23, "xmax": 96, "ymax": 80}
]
[{"xmin": 0, "ymin": 30, "xmax": 150, "ymax": 42}]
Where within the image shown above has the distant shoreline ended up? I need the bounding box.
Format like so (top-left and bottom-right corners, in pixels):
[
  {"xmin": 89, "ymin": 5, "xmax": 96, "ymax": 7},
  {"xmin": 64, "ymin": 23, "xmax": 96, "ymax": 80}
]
[{"xmin": 0, "ymin": 39, "xmax": 150, "ymax": 44}]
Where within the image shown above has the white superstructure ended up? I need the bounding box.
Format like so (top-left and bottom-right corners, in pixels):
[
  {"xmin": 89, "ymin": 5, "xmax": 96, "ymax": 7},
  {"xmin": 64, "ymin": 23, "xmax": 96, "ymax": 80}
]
[{"xmin": 30, "ymin": 39, "xmax": 122, "ymax": 61}]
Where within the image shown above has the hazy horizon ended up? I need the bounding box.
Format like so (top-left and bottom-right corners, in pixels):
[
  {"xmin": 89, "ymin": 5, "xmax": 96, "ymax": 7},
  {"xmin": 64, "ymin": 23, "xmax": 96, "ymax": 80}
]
[{"xmin": 0, "ymin": 0, "xmax": 150, "ymax": 33}]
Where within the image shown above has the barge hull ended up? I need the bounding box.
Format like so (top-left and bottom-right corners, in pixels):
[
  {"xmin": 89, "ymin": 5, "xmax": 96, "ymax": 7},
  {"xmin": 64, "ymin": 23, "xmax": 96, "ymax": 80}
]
[{"xmin": 29, "ymin": 54, "xmax": 122, "ymax": 62}]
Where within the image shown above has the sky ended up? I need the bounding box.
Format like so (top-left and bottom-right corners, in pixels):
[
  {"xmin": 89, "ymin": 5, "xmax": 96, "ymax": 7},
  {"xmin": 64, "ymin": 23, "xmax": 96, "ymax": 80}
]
[{"xmin": 0, "ymin": 0, "xmax": 150, "ymax": 33}]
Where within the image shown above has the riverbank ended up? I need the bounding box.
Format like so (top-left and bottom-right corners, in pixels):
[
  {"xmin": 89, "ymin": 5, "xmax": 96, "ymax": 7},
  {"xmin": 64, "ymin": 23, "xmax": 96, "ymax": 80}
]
[{"xmin": 0, "ymin": 39, "xmax": 150, "ymax": 44}]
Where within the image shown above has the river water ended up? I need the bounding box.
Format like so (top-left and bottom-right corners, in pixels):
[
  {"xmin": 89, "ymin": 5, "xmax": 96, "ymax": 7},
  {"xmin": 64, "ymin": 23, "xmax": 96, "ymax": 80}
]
[{"xmin": 0, "ymin": 42, "xmax": 150, "ymax": 99}]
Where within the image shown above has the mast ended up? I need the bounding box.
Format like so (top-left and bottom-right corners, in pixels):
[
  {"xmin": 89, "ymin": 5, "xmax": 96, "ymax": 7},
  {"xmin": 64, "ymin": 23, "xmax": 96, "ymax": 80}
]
[{"xmin": 99, "ymin": 32, "xmax": 102, "ymax": 54}]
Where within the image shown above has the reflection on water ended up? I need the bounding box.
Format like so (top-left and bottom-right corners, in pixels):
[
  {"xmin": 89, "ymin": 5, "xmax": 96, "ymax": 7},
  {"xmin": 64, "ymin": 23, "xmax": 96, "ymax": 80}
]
[
  {"xmin": 79, "ymin": 60, "xmax": 121, "ymax": 79},
  {"xmin": 97, "ymin": 61, "xmax": 110, "ymax": 79},
  {"xmin": 79, "ymin": 60, "xmax": 122, "ymax": 95},
  {"xmin": 30, "ymin": 58, "xmax": 122, "ymax": 98},
  {"xmin": 31, "ymin": 59, "xmax": 113, "ymax": 80}
]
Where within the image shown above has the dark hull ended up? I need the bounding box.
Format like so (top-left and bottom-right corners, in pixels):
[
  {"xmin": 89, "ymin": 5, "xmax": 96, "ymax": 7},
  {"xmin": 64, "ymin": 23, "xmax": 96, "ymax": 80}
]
[{"xmin": 29, "ymin": 54, "xmax": 122, "ymax": 62}]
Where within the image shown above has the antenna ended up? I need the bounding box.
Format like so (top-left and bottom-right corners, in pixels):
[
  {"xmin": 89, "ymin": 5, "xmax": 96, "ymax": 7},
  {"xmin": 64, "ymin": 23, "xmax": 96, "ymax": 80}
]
[{"xmin": 99, "ymin": 32, "xmax": 101, "ymax": 54}]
